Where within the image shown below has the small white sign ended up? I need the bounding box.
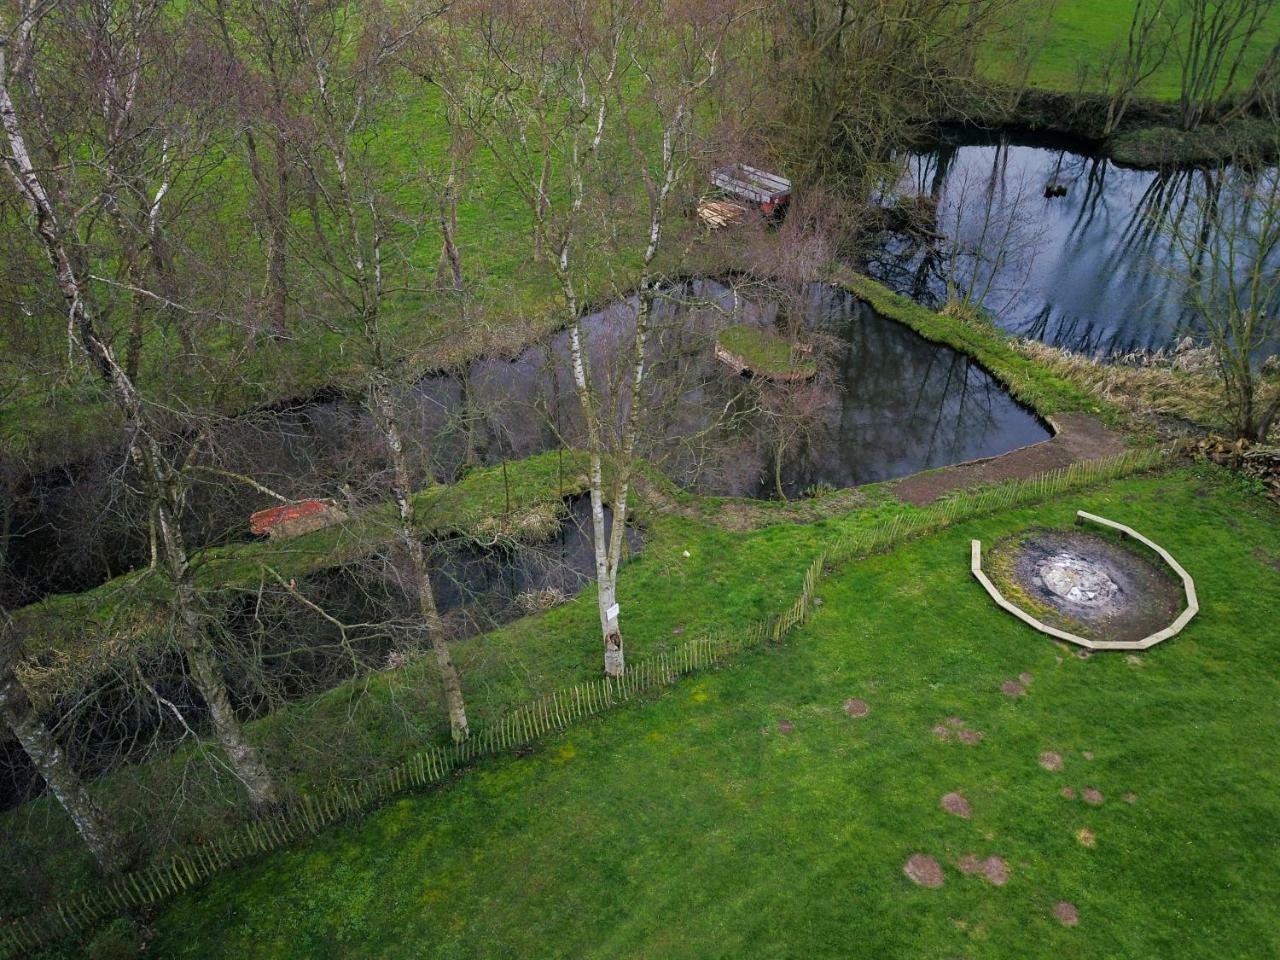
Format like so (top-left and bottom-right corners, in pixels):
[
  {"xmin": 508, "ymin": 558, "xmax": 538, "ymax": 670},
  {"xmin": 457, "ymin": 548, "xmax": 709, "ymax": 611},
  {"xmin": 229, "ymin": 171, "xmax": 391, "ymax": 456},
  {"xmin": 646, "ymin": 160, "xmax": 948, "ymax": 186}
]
[{"xmin": 605, "ymin": 603, "xmax": 620, "ymax": 623}]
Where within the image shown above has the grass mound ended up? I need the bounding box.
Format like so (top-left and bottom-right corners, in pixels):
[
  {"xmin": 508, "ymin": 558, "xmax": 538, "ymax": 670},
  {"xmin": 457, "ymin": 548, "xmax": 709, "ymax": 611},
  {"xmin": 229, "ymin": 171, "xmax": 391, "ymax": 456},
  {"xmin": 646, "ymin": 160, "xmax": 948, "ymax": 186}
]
[{"xmin": 715, "ymin": 324, "xmax": 817, "ymax": 381}]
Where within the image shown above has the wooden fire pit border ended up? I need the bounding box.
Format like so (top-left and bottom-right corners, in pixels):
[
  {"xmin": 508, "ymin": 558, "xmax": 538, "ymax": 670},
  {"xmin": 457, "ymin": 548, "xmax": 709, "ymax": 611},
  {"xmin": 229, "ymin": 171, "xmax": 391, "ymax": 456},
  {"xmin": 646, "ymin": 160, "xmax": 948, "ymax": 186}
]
[{"xmin": 970, "ymin": 510, "xmax": 1199, "ymax": 651}]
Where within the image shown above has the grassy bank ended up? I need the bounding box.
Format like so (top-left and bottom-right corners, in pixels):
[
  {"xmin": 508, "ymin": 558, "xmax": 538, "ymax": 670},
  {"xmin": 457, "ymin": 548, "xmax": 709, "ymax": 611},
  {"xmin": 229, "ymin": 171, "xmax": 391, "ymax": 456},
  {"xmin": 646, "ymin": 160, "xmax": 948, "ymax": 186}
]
[
  {"xmin": 1015, "ymin": 1, "xmax": 1280, "ymax": 100},
  {"xmin": 4, "ymin": 447, "xmax": 902, "ymax": 916},
  {"xmin": 49, "ymin": 464, "xmax": 1278, "ymax": 959}
]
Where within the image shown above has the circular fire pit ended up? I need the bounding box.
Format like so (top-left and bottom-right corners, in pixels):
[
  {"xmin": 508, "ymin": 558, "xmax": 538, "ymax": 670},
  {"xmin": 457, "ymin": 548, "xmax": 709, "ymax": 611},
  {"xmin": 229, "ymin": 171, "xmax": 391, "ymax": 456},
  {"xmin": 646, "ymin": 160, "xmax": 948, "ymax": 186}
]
[{"xmin": 970, "ymin": 512, "xmax": 1198, "ymax": 651}]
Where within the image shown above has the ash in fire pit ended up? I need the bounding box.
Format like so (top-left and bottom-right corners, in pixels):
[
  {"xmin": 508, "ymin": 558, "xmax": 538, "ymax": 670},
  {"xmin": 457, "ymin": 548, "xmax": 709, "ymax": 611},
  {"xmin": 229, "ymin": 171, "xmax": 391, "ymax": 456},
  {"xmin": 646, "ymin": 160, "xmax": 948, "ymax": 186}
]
[
  {"xmin": 993, "ymin": 527, "xmax": 1183, "ymax": 644},
  {"xmin": 1036, "ymin": 553, "xmax": 1119, "ymax": 606}
]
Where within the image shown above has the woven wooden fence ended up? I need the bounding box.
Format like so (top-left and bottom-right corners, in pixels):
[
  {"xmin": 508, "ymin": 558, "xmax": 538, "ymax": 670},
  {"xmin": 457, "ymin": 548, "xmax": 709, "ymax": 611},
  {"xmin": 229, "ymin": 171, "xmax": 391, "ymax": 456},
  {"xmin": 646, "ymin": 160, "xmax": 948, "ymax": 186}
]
[{"xmin": 0, "ymin": 443, "xmax": 1170, "ymax": 958}]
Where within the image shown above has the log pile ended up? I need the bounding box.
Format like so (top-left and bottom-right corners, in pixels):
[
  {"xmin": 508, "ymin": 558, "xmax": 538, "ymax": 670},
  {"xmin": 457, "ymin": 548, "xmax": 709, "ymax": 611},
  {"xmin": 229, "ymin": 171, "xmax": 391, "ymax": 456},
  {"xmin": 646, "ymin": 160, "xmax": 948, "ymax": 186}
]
[{"xmin": 1196, "ymin": 436, "xmax": 1280, "ymax": 501}]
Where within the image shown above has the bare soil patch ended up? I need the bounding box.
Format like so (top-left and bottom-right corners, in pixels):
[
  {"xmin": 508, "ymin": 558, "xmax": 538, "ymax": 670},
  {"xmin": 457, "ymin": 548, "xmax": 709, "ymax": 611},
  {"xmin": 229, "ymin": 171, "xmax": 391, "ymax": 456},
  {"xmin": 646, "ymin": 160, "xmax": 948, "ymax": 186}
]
[
  {"xmin": 1076, "ymin": 828, "xmax": 1097, "ymax": 847},
  {"xmin": 904, "ymin": 854, "xmax": 945, "ymax": 888},
  {"xmin": 777, "ymin": 720, "xmax": 794, "ymax": 734},
  {"xmin": 934, "ymin": 718, "xmax": 983, "ymax": 744},
  {"xmin": 1060, "ymin": 787, "xmax": 1077, "ymax": 799},
  {"xmin": 1001, "ymin": 679, "xmax": 1026, "ymax": 697},
  {"xmin": 843, "ymin": 698, "xmax": 869, "ymax": 718},
  {"xmin": 982, "ymin": 856, "xmax": 1010, "ymax": 886},
  {"xmin": 1054, "ymin": 901, "xmax": 1080, "ymax": 927},
  {"xmin": 1039, "ymin": 751, "xmax": 1063, "ymax": 771},
  {"xmin": 955, "ymin": 854, "xmax": 1009, "ymax": 885},
  {"xmin": 1082, "ymin": 788, "xmax": 1104, "ymax": 806},
  {"xmin": 941, "ymin": 792, "xmax": 972, "ymax": 819}
]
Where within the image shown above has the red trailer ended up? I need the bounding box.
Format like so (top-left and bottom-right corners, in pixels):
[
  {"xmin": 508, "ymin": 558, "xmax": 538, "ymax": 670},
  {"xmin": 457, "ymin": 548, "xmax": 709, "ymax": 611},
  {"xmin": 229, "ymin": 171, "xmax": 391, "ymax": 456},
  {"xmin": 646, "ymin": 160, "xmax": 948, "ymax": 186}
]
[{"xmin": 709, "ymin": 163, "xmax": 792, "ymax": 217}]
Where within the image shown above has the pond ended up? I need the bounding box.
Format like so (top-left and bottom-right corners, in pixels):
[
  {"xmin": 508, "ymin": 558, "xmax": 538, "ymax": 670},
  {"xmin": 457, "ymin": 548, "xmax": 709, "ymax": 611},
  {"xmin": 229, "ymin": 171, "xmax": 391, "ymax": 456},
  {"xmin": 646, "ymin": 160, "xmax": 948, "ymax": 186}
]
[
  {"xmin": 2, "ymin": 280, "xmax": 1048, "ymax": 607},
  {"xmin": 868, "ymin": 130, "xmax": 1280, "ymax": 358},
  {"xmin": 402, "ymin": 279, "xmax": 1050, "ymax": 499}
]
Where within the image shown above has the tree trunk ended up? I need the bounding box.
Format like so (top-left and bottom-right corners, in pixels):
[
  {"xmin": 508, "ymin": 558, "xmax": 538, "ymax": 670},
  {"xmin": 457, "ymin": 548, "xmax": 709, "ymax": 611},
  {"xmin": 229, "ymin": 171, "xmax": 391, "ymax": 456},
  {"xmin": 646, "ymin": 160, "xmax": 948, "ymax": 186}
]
[
  {"xmin": 0, "ymin": 660, "xmax": 127, "ymax": 873},
  {"xmin": 173, "ymin": 580, "xmax": 278, "ymax": 809},
  {"xmin": 370, "ymin": 382, "xmax": 470, "ymax": 740},
  {"xmin": 2, "ymin": 49, "xmax": 278, "ymax": 811}
]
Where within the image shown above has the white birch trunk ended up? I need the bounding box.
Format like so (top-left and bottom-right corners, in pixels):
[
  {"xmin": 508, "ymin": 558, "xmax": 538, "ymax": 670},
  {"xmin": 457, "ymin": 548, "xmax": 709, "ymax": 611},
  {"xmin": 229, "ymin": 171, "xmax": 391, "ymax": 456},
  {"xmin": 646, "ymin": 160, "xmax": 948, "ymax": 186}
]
[
  {"xmin": 2, "ymin": 39, "xmax": 278, "ymax": 809},
  {"xmin": 0, "ymin": 656, "xmax": 126, "ymax": 872},
  {"xmin": 370, "ymin": 382, "xmax": 470, "ymax": 739}
]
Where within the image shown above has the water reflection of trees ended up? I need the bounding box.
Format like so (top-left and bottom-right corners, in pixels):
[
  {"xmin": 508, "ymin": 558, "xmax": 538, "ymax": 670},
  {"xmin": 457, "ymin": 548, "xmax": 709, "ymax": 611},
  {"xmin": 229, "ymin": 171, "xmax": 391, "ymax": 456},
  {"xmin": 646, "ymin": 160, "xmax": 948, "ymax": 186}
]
[
  {"xmin": 375, "ymin": 282, "xmax": 1048, "ymax": 499},
  {"xmin": 870, "ymin": 137, "xmax": 1280, "ymax": 358}
]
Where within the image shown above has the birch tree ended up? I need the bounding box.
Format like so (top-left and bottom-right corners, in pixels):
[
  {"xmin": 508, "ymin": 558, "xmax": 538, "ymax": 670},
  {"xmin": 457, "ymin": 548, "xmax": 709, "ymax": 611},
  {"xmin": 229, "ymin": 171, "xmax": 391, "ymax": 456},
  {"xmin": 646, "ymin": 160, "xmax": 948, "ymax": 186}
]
[
  {"xmin": 0, "ymin": 615, "xmax": 127, "ymax": 872},
  {"xmin": 0, "ymin": 2, "xmax": 279, "ymax": 808},
  {"xmin": 283, "ymin": 0, "xmax": 472, "ymax": 739},
  {"xmin": 456, "ymin": 0, "xmax": 734, "ymax": 676}
]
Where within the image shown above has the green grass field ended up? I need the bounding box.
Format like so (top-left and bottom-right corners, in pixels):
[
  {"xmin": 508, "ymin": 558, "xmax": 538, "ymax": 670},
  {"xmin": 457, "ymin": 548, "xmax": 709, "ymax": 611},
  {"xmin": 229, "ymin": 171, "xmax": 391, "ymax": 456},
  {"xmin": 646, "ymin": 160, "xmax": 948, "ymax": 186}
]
[
  {"xmin": 57, "ymin": 465, "xmax": 1276, "ymax": 959},
  {"xmin": 1019, "ymin": 0, "xmax": 1280, "ymax": 99}
]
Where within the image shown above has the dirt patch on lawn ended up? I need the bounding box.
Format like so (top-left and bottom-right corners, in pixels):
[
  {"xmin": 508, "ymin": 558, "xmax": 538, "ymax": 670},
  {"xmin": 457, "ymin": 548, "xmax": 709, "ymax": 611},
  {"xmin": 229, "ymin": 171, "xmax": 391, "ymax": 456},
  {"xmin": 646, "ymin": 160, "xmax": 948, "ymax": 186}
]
[
  {"xmin": 956, "ymin": 854, "xmax": 1009, "ymax": 885},
  {"xmin": 1039, "ymin": 751, "xmax": 1063, "ymax": 771},
  {"xmin": 941, "ymin": 792, "xmax": 972, "ymax": 819},
  {"xmin": 1054, "ymin": 901, "xmax": 1080, "ymax": 927},
  {"xmin": 934, "ymin": 717, "xmax": 985, "ymax": 744},
  {"xmin": 904, "ymin": 854, "xmax": 945, "ymax": 888},
  {"xmin": 844, "ymin": 698, "xmax": 869, "ymax": 717},
  {"xmin": 982, "ymin": 856, "xmax": 1010, "ymax": 885}
]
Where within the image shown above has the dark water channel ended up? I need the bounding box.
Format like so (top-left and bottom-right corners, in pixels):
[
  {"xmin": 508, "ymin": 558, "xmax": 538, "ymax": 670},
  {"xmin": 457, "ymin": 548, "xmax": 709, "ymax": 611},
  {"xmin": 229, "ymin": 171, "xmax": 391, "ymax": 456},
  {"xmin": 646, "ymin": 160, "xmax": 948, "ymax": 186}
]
[
  {"xmin": 0, "ymin": 495, "xmax": 639, "ymax": 811},
  {"xmin": 869, "ymin": 130, "xmax": 1280, "ymax": 357},
  {"xmin": 3, "ymin": 280, "xmax": 1047, "ymax": 610}
]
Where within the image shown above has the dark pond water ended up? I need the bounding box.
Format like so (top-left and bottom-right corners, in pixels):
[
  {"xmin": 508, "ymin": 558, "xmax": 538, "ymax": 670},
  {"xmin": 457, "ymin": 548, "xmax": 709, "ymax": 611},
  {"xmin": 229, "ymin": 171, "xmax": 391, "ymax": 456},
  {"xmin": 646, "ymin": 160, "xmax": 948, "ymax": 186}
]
[
  {"xmin": 868, "ymin": 131, "xmax": 1280, "ymax": 357},
  {"xmin": 398, "ymin": 280, "xmax": 1050, "ymax": 499},
  {"xmin": 2, "ymin": 280, "xmax": 1048, "ymax": 609}
]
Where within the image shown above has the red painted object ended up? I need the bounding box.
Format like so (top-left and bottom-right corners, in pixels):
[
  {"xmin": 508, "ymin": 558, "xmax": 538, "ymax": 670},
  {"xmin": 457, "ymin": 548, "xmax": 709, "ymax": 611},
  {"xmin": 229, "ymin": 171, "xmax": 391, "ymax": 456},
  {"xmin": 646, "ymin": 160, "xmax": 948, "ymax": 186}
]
[{"xmin": 250, "ymin": 499, "xmax": 342, "ymax": 538}]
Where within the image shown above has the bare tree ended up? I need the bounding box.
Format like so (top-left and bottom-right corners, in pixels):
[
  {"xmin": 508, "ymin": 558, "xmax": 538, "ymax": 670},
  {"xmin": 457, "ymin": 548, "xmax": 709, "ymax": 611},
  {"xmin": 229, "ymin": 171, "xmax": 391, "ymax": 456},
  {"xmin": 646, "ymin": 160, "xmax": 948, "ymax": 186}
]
[
  {"xmin": 281, "ymin": 0, "xmax": 473, "ymax": 739},
  {"xmin": 0, "ymin": 615, "xmax": 127, "ymax": 872},
  {"xmin": 1175, "ymin": 0, "xmax": 1276, "ymax": 130},
  {"xmin": 198, "ymin": 0, "xmax": 306, "ymax": 337},
  {"xmin": 1168, "ymin": 160, "xmax": 1280, "ymax": 441},
  {"xmin": 757, "ymin": 0, "xmax": 1040, "ymax": 188},
  {"xmin": 1098, "ymin": 0, "xmax": 1181, "ymax": 136},
  {"xmin": 1, "ymin": 3, "xmax": 278, "ymax": 807},
  {"xmin": 456, "ymin": 0, "xmax": 734, "ymax": 676}
]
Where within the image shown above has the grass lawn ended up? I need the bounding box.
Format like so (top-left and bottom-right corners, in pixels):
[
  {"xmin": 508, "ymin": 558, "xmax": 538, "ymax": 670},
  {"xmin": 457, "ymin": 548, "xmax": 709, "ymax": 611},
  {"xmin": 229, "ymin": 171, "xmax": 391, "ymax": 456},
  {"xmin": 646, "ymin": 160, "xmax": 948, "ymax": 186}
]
[
  {"xmin": 1020, "ymin": 1, "xmax": 1280, "ymax": 99},
  {"xmin": 83, "ymin": 464, "xmax": 1280, "ymax": 959}
]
